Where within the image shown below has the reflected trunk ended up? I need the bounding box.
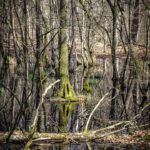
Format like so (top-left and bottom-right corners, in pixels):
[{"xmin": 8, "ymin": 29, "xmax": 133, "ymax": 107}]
[{"xmin": 58, "ymin": 102, "xmax": 75, "ymax": 132}]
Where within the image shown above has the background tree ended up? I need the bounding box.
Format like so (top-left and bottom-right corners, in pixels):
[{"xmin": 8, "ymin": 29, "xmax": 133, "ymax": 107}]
[{"xmin": 106, "ymin": 0, "xmax": 118, "ymax": 119}]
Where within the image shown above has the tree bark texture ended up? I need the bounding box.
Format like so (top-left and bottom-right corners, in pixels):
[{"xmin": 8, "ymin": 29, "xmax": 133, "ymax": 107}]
[{"xmin": 59, "ymin": 0, "xmax": 74, "ymax": 99}]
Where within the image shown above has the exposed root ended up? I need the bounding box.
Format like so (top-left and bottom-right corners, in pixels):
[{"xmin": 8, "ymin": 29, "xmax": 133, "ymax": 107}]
[{"xmin": 59, "ymin": 76, "xmax": 75, "ymax": 99}]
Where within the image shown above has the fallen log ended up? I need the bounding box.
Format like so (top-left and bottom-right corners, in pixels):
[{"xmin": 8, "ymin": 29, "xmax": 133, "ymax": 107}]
[
  {"xmin": 0, "ymin": 132, "xmax": 97, "ymax": 145},
  {"xmin": 0, "ymin": 129, "xmax": 150, "ymax": 147}
]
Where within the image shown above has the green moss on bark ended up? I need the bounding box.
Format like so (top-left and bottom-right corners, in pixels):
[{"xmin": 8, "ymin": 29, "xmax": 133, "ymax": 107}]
[
  {"xmin": 59, "ymin": 76, "xmax": 74, "ymax": 99},
  {"xmin": 23, "ymin": 126, "xmax": 36, "ymax": 150},
  {"xmin": 82, "ymin": 67, "xmax": 92, "ymax": 94},
  {"xmin": 59, "ymin": 0, "xmax": 75, "ymax": 100},
  {"xmin": 83, "ymin": 81, "xmax": 91, "ymax": 93}
]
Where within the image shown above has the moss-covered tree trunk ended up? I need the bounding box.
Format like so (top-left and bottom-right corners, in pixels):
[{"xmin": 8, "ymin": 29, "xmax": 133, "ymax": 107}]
[
  {"xmin": 82, "ymin": 67, "xmax": 92, "ymax": 95},
  {"xmin": 59, "ymin": 0, "xmax": 74, "ymax": 99}
]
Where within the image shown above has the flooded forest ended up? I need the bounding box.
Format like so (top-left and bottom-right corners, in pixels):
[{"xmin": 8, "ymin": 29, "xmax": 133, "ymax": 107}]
[{"xmin": 0, "ymin": 0, "xmax": 150, "ymax": 149}]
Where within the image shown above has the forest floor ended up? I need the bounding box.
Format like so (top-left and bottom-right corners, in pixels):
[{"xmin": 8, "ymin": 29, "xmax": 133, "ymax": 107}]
[
  {"xmin": 94, "ymin": 129, "xmax": 150, "ymax": 147},
  {"xmin": 75, "ymin": 45, "xmax": 150, "ymax": 58},
  {"xmin": 0, "ymin": 129, "xmax": 150, "ymax": 148},
  {"xmin": 8, "ymin": 45, "xmax": 150, "ymax": 67}
]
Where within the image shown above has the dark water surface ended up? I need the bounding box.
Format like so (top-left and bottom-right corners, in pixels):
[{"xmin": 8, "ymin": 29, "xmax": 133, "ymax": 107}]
[
  {"xmin": 39, "ymin": 58, "xmax": 150, "ymax": 133},
  {"xmin": 0, "ymin": 143, "xmax": 149, "ymax": 150},
  {"xmin": 30, "ymin": 143, "xmax": 149, "ymax": 150},
  {"xmin": 0, "ymin": 57, "xmax": 150, "ymax": 149}
]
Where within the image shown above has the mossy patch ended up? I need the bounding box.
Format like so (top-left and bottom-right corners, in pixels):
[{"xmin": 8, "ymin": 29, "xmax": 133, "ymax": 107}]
[
  {"xmin": 82, "ymin": 82, "xmax": 91, "ymax": 93},
  {"xmin": 0, "ymin": 87, "xmax": 4, "ymax": 96},
  {"xmin": 59, "ymin": 76, "xmax": 75, "ymax": 99},
  {"xmin": 89, "ymin": 78, "xmax": 98, "ymax": 86},
  {"xmin": 143, "ymin": 135, "xmax": 150, "ymax": 141}
]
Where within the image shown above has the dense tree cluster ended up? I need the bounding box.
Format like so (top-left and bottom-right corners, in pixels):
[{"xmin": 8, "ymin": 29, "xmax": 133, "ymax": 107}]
[{"xmin": 0, "ymin": 0, "xmax": 149, "ymax": 149}]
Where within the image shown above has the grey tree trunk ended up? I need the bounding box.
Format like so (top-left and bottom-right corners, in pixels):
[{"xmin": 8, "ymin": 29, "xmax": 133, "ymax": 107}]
[
  {"xmin": 107, "ymin": 0, "xmax": 118, "ymax": 119},
  {"xmin": 131, "ymin": 0, "xmax": 139, "ymax": 44}
]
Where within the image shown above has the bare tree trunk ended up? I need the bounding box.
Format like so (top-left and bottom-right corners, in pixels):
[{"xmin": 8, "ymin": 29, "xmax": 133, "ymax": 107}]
[
  {"xmin": 131, "ymin": 0, "xmax": 139, "ymax": 44},
  {"xmin": 107, "ymin": 0, "xmax": 118, "ymax": 119},
  {"xmin": 69, "ymin": 0, "xmax": 75, "ymax": 70},
  {"xmin": 35, "ymin": 0, "xmax": 43, "ymax": 132},
  {"xmin": 22, "ymin": 0, "xmax": 29, "ymax": 130}
]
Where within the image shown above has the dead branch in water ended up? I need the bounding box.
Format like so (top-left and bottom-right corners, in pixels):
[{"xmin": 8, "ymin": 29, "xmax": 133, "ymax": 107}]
[{"xmin": 23, "ymin": 80, "xmax": 60, "ymax": 150}]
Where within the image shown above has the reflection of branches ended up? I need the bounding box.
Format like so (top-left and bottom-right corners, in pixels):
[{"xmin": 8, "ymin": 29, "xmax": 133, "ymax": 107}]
[
  {"xmin": 84, "ymin": 92, "xmax": 110, "ymax": 132},
  {"xmin": 84, "ymin": 88, "xmax": 119, "ymax": 133},
  {"xmin": 0, "ymin": 83, "xmax": 21, "ymax": 108},
  {"xmin": 119, "ymin": 53, "xmax": 129, "ymax": 119},
  {"xmin": 86, "ymin": 143, "xmax": 92, "ymax": 150},
  {"xmin": 91, "ymin": 102, "xmax": 150, "ymax": 135},
  {"xmin": 24, "ymin": 80, "xmax": 60, "ymax": 150}
]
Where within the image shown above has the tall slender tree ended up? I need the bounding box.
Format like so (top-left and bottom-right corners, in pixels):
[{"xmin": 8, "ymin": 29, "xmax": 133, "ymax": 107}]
[
  {"xmin": 59, "ymin": 0, "xmax": 75, "ymax": 99},
  {"xmin": 131, "ymin": 0, "xmax": 139, "ymax": 44},
  {"xmin": 107, "ymin": 0, "xmax": 118, "ymax": 119},
  {"xmin": 35, "ymin": 0, "xmax": 43, "ymax": 132}
]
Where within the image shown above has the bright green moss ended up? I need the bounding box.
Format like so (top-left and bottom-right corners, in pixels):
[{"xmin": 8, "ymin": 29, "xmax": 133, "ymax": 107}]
[{"xmin": 59, "ymin": 76, "xmax": 75, "ymax": 99}]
